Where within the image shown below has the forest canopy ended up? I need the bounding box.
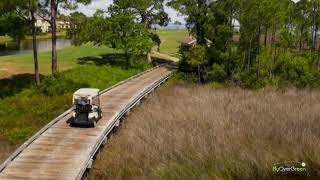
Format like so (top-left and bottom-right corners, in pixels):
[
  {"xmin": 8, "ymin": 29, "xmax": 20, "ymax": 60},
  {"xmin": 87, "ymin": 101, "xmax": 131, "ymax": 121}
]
[{"xmin": 169, "ymin": 0, "xmax": 320, "ymax": 88}]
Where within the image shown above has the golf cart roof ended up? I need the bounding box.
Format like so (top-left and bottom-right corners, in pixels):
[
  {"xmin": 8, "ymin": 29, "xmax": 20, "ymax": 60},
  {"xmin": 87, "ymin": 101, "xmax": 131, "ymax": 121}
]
[{"xmin": 73, "ymin": 88, "xmax": 100, "ymax": 98}]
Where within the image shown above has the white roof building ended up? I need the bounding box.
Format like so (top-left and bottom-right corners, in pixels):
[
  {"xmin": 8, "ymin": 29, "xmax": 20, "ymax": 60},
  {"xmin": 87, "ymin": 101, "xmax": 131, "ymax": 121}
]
[
  {"xmin": 34, "ymin": 15, "xmax": 70, "ymax": 33},
  {"xmin": 35, "ymin": 18, "xmax": 51, "ymax": 33}
]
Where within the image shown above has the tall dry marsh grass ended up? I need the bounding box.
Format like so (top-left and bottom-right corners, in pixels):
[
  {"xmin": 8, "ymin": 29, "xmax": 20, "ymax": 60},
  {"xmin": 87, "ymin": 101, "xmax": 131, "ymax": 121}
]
[{"xmin": 88, "ymin": 84, "xmax": 320, "ymax": 179}]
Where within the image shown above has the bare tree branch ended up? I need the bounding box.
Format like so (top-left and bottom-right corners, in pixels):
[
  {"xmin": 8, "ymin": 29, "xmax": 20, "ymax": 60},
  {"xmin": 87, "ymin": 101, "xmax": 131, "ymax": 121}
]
[{"xmin": 37, "ymin": 12, "xmax": 51, "ymax": 23}]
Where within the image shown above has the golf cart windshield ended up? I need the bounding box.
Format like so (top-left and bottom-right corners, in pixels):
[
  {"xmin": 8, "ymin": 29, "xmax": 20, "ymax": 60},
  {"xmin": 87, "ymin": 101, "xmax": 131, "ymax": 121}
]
[{"xmin": 75, "ymin": 97, "xmax": 90, "ymax": 105}]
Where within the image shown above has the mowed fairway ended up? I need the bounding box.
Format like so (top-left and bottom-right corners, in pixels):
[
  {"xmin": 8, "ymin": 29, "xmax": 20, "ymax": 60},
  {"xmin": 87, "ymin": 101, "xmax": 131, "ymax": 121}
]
[
  {"xmin": 0, "ymin": 30, "xmax": 187, "ymax": 78},
  {"xmin": 156, "ymin": 30, "xmax": 188, "ymax": 55},
  {"xmin": 0, "ymin": 44, "xmax": 117, "ymax": 78}
]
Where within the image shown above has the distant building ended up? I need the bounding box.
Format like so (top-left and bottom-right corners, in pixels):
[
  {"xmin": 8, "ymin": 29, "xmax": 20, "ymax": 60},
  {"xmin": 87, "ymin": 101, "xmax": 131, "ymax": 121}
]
[
  {"xmin": 34, "ymin": 15, "xmax": 70, "ymax": 33},
  {"xmin": 35, "ymin": 16, "xmax": 50, "ymax": 33},
  {"xmin": 178, "ymin": 36, "xmax": 212, "ymax": 47},
  {"xmin": 57, "ymin": 20, "xmax": 70, "ymax": 30},
  {"xmin": 179, "ymin": 36, "xmax": 197, "ymax": 46},
  {"xmin": 178, "ymin": 34, "xmax": 241, "ymax": 49}
]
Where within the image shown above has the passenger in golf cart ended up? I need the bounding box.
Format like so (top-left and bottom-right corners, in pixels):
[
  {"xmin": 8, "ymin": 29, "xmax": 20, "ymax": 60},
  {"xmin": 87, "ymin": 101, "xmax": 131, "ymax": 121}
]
[{"xmin": 70, "ymin": 88, "xmax": 102, "ymax": 127}]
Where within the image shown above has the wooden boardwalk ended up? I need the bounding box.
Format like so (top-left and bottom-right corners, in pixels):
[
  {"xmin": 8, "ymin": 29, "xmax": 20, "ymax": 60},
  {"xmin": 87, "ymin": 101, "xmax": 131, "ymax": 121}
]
[{"xmin": 0, "ymin": 67, "xmax": 172, "ymax": 180}]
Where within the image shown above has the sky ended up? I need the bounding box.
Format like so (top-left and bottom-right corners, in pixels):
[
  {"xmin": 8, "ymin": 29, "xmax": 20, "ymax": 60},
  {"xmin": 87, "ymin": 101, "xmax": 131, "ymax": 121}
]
[{"xmin": 62, "ymin": 0, "xmax": 186, "ymax": 24}]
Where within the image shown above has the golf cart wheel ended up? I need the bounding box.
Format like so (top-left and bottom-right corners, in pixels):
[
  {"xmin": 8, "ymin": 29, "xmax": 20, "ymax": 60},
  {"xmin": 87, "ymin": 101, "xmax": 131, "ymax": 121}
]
[
  {"xmin": 91, "ymin": 120, "xmax": 97, "ymax": 128},
  {"xmin": 70, "ymin": 121, "xmax": 75, "ymax": 127},
  {"xmin": 99, "ymin": 108, "xmax": 103, "ymax": 118}
]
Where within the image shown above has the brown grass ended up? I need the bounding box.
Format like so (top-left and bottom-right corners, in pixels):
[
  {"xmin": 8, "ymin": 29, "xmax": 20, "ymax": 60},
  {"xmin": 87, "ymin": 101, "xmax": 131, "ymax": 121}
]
[{"xmin": 88, "ymin": 85, "xmax": 320, "ymax": 179}]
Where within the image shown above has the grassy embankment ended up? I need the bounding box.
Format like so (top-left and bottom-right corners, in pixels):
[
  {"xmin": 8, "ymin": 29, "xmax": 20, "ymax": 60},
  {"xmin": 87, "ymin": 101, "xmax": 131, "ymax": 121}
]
[{"xmin": 88, "ymin": 77, "xmax": 320, "ymax": 179}]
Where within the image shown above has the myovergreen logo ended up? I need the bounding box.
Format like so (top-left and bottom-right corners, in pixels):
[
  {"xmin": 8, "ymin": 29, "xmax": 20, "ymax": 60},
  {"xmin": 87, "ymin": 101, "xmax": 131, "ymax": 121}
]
[{"xmin": 273, "ymin": 161, "xmax": 307, "ymax": 176}]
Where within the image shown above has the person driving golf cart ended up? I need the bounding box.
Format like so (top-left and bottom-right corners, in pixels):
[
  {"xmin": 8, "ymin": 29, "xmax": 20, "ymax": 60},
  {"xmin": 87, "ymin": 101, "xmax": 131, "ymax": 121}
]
[{"xmin": 70, "ymin": 88, "xmax": 102, "ymax": 127}]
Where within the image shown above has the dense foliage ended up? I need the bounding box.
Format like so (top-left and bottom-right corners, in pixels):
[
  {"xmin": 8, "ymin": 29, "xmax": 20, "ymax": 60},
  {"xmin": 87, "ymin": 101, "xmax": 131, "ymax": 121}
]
[
  {"xmin": 0, "ymin": 12, "xmax": 28, "ymax": 43},
  {"xmin": 67, "ymin": 0, "xmax": 171, "ymax": 67},
  {"xmin": 68, "ymin": 11, "xmax": 153, "ymax": 66},
  {"xmin": 171, "ymin": 0, "xmax": 320, "ymax": 88},
  {"xmin": 111, "ymin": 0, "xmax": 169, "ymax": 28}
]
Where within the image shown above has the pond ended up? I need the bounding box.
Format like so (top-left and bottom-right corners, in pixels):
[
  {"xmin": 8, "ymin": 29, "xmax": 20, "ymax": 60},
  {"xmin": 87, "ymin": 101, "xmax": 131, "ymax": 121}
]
[{"xmin": 0, "ymin": 38, "xmax": 71, "ymax": 56}]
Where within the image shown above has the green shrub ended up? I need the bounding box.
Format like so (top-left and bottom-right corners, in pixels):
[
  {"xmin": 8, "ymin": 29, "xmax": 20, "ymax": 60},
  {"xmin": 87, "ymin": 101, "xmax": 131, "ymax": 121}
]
[
  {"xmin": 175, "ymin": 72, "xmax": 199, "ymax": 83},
  {"xmin": 179, "ymin": 44, "xmax": 191, "ymax": 55},
  {"xmin": 0, "ymin": 74, "xmax": 35, "ymax": 99},
  {"xmin": 208, "ymin": 64, "xmax": 227, "ymax": 82},
  {"xmin": 179, "ymin": 45, "xmax": 207, "ymax": 70},
  {"xmin": 274, "ymin": 53, "xmax": 320, "ymax": 88},
  {"xmin": 6, "ymin": 128, "xmax": 33, "ymax": 143},
  {"xmin": 238, "ymin": 48, "xmax": 320, "ymax": 89},
  {"xmin": 178, "ymin": 45, "xmax": 207, "ymax": 83},
  {"xmin": 39, "ymin": 65, "xmax": 147, "ymax": 96},
  {"xmin": 239, "ymin": 68, "xmax": 261, "ymax": 89},
  {"xmin": 239, "ymin": 47, "xmax": 272, "ymax": 89},
  {"xmin": 40, "ymin": 74, "xmax": 88, "ymax": 96},
  {"xmin": 178, "ymin": 55, "xmax": 192, "ymax": 72}
]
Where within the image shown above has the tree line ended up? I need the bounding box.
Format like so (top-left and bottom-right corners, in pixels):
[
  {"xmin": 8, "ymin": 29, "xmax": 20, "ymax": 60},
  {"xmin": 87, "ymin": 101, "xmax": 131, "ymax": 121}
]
[{"xmin": 171, "ymin": 0, "xmax": 320, "ymax": 88}]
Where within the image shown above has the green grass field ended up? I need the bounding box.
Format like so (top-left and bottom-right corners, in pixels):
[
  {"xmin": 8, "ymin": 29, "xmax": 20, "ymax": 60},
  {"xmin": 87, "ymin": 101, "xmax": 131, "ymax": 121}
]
[
  {"xmin": 0, "ymin": 31, "xmax": 66, "ymax": 43},
  {"xmin": 0, "ymin": 30, "xmax": 187, "ymax": 79},
  {"xmin": 156, "ymin": 30, "xmax": 188, "ymax": 55},
  {"xmin": 0, "ymin": 44, "xmax": 118, "ymax": 78}
]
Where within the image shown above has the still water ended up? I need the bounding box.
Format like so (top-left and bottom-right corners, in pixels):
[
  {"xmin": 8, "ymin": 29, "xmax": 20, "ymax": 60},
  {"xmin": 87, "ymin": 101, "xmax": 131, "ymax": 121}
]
[{"xmin": 0, "ymin": 38, "xmax": 71, "ymax": 56}]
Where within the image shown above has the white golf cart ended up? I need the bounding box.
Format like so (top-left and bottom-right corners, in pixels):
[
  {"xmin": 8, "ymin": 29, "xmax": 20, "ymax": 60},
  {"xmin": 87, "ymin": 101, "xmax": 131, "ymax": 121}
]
[{"xmin": 70, "ymin": 88, "xmax": 102, "ymax": 127}]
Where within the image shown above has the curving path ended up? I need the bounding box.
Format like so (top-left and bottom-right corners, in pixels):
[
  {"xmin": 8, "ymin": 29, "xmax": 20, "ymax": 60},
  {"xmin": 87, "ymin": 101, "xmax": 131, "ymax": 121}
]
[{"xmin": 0, "ymin": 66, "xmax": 173, "ymax": 180}]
